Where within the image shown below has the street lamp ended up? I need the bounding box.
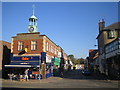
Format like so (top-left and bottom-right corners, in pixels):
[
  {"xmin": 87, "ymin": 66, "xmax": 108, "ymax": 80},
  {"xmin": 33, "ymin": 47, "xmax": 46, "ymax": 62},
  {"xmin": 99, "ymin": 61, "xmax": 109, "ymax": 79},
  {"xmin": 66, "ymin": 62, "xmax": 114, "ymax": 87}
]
[{"xmin": 94, "ymin": 45, "xmax": 98, "ymax": 47}]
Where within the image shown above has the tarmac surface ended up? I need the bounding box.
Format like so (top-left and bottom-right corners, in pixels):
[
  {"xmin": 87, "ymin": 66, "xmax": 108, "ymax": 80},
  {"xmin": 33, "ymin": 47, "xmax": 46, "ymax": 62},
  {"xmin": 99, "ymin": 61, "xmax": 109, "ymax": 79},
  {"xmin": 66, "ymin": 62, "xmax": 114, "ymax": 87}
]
[{"xmin": 1, "ymin": 69, "xmax": 119, "ymax": 89}]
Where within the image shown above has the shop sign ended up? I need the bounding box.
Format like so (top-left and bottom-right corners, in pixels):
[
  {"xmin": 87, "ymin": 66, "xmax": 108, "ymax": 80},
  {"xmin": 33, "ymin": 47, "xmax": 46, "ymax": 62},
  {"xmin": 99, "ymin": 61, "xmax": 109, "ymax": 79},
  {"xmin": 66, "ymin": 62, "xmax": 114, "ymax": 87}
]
[
  {"xmin": 11, "ymin": 56, "xmax": 40, "ymax": 61},
  {"xmin": 22, "ymin": 57, "xmax": 30, "ymax": 60},
  {"xmin": 46, "ymin": 55, "xmax": 52, "ymax": 63},
  {"xmin": 58, "ymin": 52, "xmax": 61, "ymax": 57},
  {"xmin": 20, "ymin": 63, "xmax": 29, "ymax": 64},
  {"xmin": 54, "ymin": 57, "xmax": 60, "ymax": 66}
]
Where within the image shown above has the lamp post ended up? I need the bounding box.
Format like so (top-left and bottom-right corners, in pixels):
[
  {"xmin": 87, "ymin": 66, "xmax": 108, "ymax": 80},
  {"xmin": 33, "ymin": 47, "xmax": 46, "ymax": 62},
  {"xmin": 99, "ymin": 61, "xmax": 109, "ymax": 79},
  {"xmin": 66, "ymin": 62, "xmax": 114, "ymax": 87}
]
[
  {"xmin": 94, "ymin": 45, "xmax": 98, "ymax": 47},
  {"xmin": 94, "ymin": 45, "xmax": 98, "ymax": 49}
]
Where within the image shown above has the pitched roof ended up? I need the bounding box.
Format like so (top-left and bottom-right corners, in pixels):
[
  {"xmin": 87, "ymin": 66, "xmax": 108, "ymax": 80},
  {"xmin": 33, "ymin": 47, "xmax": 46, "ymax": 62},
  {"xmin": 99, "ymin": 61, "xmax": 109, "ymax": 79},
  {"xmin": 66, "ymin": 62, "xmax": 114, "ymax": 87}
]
[
  {"xmin": 0, "ymin": 40, "xmax": 11, "ymax": 49},
  {"xmin": 96, "ymin": 22, "xmax": 120, "ymax": 39},
  {"xmin": 104, "ymin": 22, "xmax": 120, "ymax": 30}
]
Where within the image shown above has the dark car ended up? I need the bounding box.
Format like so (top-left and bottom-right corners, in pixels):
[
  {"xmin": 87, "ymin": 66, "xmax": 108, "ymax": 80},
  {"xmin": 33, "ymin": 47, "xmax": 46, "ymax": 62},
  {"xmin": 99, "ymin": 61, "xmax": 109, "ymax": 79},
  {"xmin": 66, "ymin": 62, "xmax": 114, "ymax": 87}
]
[{"xmin": 82, "ymin": 70, "xmax": 92, "ymax": 75}]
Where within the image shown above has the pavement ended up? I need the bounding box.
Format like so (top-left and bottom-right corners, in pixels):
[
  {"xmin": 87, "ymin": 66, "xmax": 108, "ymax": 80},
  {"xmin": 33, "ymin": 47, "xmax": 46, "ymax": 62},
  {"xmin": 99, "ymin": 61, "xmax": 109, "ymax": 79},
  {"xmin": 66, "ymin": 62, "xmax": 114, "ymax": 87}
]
[{"xmin": 1, "ymin": 76, "xmax": 63, "ymax": 84}]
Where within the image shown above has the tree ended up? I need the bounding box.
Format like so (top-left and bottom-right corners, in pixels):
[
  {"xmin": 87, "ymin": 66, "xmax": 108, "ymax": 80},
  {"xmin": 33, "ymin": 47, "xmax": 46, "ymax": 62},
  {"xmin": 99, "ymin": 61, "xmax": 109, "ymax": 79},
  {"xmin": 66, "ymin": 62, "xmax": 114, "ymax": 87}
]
[
  {"xmin": 68, "ymin": 54, "xmax": 78, "ymax": 64},
  {"xmin": 68, "ymin": 55, "xmax": 74, "ymax": 59},
  {"xmin": 68, "ymin": 55, "xmax": 86, "ymax": 64},
  {"xmin": 78, "ymin": 58, "xmax": 85, "ymax": 64}
]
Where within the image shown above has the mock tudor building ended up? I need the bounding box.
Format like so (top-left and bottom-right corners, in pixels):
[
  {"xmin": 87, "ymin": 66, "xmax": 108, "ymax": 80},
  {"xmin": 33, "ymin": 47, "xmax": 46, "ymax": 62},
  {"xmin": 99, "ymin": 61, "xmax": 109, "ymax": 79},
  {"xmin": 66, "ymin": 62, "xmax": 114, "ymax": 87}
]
[
  {"xmin": 5, "ymin": 5, "xmax": 68, "ymax": 79},
  {"xmin": 97, "ymin": 19, "xmax": 120, "ymax": 79}
]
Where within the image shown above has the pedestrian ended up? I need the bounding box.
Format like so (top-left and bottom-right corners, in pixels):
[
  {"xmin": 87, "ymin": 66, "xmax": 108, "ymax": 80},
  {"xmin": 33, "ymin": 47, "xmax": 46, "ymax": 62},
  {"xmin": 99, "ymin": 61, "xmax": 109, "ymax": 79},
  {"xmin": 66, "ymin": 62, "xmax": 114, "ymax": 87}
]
[
  {"xmin": 68, "ymin": 64, "xmax": 71, "ymax": 71},
  {"xmin": 59, "ymin": 67, "xmax": 64, "ymax": 77},
  {"xmin": 73, "ymin": 64, "xmax": 76, "ymax": 70},
  {"xmin": 8, "ymin": 73, "xmax": 14, "ymax": 80},
  {"xmin": 24, "ymin": 68, "xmax": 29, "ymax": 81}
]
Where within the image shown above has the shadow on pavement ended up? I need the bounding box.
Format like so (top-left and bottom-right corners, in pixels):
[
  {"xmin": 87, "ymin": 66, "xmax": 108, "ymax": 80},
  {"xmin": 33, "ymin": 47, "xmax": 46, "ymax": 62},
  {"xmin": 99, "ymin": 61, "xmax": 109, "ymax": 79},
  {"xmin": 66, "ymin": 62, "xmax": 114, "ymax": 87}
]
[
  {"xmin": 1, "ymin": 87, "xmax": 74, "ymax": 90},
  {"xmin": 1, "ymin": 87, "xmax": 119, "ymax": 90},
  {"xmin": 1, "ymin": 87, "xmax": 58, "ymax": 90},
  {"xmin": 58, "ymin": 69, "xmax": 109, "ymax": 80}
]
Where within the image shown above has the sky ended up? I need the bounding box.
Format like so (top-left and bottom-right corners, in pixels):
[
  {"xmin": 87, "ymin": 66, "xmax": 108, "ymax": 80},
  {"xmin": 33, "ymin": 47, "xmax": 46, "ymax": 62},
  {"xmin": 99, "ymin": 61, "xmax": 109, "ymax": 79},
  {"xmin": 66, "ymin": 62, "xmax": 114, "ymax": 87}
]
[{"xmin": 2, "ymin": 2, "xmax": 118, "ymax": 59}]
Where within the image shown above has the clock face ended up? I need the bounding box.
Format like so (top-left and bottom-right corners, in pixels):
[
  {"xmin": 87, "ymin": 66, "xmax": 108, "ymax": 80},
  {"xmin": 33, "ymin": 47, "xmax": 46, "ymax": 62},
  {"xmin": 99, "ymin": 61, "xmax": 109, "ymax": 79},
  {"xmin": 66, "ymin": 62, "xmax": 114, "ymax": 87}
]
[{"xmin": 29, "ymin": 27, "xmax": 34, "ymax": 32}]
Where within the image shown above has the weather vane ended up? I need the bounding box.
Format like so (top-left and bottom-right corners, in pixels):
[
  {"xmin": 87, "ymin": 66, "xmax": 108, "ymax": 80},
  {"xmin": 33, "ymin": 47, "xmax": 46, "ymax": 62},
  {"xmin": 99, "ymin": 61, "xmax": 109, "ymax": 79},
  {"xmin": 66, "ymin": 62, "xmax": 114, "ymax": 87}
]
[{"xmin": 32, "ymin": 4, "xmax": 35, "ymax": 15}]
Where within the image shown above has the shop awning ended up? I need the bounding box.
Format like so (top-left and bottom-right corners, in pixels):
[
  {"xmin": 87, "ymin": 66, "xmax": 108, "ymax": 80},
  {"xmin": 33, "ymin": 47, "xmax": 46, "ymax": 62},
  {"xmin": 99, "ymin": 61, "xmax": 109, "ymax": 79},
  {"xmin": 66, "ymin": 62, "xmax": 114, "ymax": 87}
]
[
  {"xmin": 5, "ymin": 61, "xmax": 40, "ymax": 68},
  {"xmin": 5, "ymin": 65, "xmax": 40, "ymax": 68}
]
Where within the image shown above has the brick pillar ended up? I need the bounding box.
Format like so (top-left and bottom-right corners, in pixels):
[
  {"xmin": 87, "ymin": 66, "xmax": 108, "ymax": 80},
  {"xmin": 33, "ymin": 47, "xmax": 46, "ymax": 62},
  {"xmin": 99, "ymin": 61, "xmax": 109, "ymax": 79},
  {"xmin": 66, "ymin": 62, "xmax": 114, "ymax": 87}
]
[{"xmin": 41, "ymin": 61, "xmax": 46, "ymax": 79}]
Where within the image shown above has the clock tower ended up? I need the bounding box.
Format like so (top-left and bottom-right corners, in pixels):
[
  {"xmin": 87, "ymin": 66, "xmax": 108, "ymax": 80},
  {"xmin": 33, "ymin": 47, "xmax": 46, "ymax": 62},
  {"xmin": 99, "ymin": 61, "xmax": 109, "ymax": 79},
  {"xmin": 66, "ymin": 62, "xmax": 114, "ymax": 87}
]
[{"xmin": 28, "ymin": 5, "xmax": 38, "ymax": 33}]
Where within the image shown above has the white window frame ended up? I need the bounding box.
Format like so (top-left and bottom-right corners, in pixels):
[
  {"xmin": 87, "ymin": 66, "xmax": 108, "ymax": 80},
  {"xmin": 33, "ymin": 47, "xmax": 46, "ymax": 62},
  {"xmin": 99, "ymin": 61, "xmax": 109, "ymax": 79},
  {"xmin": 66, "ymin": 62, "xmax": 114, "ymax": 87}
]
[
  {"xmin": 31, "ymin": 41, "xmax": 37, "ymax": 50},
  {"xmin": 54, "ymin": 48, "xmax": 56, "ymax": 54},
  {"xmin": 51, "ymin": 46, "xmax": 52, "ymax": 53},
  {"xmin": 46, "ymin": 42, "xmax": 49, "ymax": 51},
  {"xmin": 49, "ymin": 44, "xmax": 51, "ymax": 52},
  {"xmin": 18, "ymin": 41, "xmax": 24, "ymax": 51},
  {"xmin": 108, "ymin": 30, "xmax": 115, "ymax": 39}
]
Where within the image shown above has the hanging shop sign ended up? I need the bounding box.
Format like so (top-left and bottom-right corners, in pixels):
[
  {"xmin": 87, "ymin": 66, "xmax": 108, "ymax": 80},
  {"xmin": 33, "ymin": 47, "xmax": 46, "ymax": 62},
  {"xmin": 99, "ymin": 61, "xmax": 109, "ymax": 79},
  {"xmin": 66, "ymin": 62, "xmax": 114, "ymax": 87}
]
[
  {"xmin": 46, "ymin": 55, "xmax": 52, "ymax": 63},
  {"xmin": 54, "ymin": 57, "xmax": 61, "ymax": 66},
  {"xmin": 58, "ymin": 52, "xmax": 61, "ymax": 57}
]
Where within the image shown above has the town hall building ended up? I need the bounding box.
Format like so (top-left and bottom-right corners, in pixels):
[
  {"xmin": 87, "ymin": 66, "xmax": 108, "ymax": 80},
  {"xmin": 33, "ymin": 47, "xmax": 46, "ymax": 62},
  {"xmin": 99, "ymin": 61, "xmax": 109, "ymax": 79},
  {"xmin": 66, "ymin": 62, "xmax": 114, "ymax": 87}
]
[{"xmin": 5, "ymin": 5, "xmax": 68, "ymax": 79}]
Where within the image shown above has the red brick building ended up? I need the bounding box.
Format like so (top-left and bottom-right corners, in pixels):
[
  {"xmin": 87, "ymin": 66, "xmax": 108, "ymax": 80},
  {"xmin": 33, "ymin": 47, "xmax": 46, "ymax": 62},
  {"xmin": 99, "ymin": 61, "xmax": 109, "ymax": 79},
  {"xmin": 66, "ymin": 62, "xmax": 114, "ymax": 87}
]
[{"xmin": 5, "ymin": 6, "xmax": 68, "ymax": 79}]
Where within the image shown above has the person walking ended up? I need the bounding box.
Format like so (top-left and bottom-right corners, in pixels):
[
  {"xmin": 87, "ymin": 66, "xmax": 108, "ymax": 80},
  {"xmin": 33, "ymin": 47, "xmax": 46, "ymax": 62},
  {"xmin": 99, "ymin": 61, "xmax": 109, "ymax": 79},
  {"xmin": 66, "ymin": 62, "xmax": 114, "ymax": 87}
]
[
  {"xmin": 73, "ymin": 64, "xmax": 76, "ymax": 70},
  {"xmin": 24, "ymin": 68, "xmax": 29, "ymax": 81},
  {"xmin": 68, "ymin": 64, "xmax": 72, "ymax": 71}
]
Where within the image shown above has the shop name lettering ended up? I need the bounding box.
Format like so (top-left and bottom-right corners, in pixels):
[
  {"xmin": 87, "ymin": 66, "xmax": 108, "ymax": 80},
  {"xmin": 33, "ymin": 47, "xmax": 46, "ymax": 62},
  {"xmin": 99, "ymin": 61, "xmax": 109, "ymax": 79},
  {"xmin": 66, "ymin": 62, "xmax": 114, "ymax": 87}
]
[{"xmin": 22, "ymin": 57, "xmax": 33, "ymax": 60}]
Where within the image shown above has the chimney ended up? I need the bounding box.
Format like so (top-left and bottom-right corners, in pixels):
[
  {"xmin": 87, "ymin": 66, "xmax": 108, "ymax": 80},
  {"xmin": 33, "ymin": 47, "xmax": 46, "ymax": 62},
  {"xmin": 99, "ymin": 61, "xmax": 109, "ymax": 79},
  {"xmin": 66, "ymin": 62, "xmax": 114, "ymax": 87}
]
[{"xmin": 99, "ymin": 19, "xmax": 105, "ymax": 32}]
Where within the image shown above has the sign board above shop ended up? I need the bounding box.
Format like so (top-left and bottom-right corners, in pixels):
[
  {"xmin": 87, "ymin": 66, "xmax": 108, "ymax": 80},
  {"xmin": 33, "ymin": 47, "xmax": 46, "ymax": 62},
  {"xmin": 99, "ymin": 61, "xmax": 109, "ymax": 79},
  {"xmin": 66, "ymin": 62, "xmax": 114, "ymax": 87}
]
[
  {"xmin": 5, "ymin": 54, "xmax": 41, "ymax": 68},
  {"xmin": 54, "ymin": 57, "xmax": 61, "ymax": 66},
  {"xmin": 11, "ymin": 56, "xmax": 40, "ymax": 61}
]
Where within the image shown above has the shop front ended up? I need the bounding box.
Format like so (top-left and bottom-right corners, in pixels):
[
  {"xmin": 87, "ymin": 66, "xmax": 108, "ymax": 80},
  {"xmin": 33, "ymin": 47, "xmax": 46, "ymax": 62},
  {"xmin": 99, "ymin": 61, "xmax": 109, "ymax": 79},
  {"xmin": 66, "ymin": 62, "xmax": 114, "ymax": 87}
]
[
  {"xmin": 45, "ymin": 54, "xmax": 54, "ymax": 78},
  {"xmin": 5, "ymin": 53, "xmax": 42, "ymax": 80},
  {"xmin": 53, "ymin": 57, "xmax": 61, "ymax": 76},
  {"xmin": 5, "ymin": 53, "xmax": 56, "ymax": 80}
]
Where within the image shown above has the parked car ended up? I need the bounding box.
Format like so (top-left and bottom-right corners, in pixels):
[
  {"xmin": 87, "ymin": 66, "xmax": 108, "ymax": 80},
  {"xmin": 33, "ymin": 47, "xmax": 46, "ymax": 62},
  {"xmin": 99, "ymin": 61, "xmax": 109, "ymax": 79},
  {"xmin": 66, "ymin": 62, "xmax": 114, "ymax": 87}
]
[{"xmin": 82, "ymin": 70, "xmax": 92, "ymax": 75}]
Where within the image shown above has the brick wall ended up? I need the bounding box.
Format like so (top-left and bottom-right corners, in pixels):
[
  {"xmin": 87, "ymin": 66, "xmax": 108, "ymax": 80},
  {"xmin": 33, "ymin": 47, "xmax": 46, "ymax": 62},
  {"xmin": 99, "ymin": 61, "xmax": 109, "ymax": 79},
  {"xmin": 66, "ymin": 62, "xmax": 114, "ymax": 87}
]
[{"xmin": 13, "ymin": 39, "xmax": 43, "ymax": 54}]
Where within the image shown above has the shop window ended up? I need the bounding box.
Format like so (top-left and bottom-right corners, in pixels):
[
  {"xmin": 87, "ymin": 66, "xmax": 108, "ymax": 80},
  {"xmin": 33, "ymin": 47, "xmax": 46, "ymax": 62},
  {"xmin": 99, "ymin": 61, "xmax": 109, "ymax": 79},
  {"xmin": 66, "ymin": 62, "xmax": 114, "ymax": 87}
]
[
  {"xmin": 108, "ymin": 30, "xmax": 115, "ymax": 39},
  {"xmin": 18, "ymin": 41, "xmax": 24, "ymax": 51},
  {"xmin": 31, "ymin": 41, "xmax": 37, "ymax": 50}
]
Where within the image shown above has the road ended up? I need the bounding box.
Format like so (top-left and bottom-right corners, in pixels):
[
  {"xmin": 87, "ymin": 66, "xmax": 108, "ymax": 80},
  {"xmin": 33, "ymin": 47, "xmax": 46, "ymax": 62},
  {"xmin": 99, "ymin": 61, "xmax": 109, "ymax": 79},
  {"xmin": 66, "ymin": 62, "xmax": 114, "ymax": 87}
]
[{"xmin": 1, "ymin": 69, "xmax": 119, "ymax": 89}]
